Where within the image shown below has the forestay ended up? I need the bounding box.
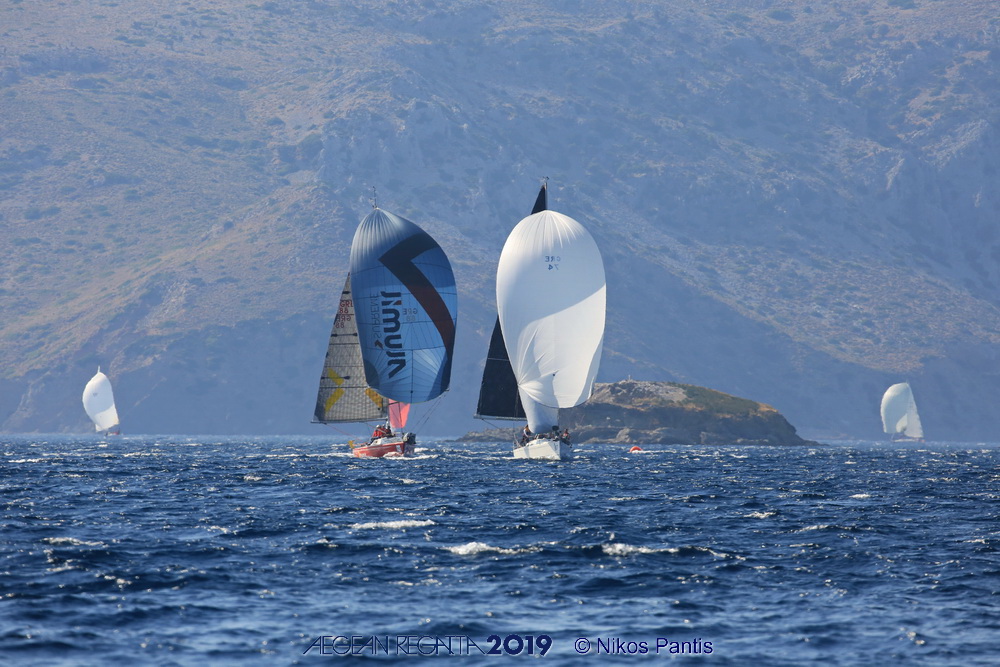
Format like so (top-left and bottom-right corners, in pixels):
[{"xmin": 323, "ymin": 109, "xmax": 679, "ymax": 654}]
[{"xmin": 350, "ymin": 208, "xmax": 457, "ymax": 404}]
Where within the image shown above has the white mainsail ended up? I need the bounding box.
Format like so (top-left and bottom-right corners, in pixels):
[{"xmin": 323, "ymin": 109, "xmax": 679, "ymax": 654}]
[
  {"xmin": 496, "ymin": 209, "xmax": 606, "ymax": 433},
  {"xmin": 82, "ymin": 368, "xmax": 120, "ymax": 432},
  {"xmin": 880, "ymin": 382, "xmax": 924, "ymax": 439}
]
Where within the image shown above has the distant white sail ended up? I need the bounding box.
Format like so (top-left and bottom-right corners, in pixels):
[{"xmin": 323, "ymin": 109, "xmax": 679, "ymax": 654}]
[
  {"xmin": 880, "ymin": 382, "xmax": 923, "ymax": 439},
  {"xmin": 82, "ymin": 368, "xmax": 120, "ymax": 432},
  {"xmin": 497, "ymin": 209, "xmax": 606, "ymax": 429}
]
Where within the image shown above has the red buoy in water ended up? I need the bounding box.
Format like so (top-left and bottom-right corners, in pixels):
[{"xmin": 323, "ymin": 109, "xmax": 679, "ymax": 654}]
[{"xmin": 629, "ymin": 446, "xmax": 642, "ymax": 453}]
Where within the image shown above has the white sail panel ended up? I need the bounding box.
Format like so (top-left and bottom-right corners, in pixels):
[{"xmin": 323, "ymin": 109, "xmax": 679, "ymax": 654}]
[
  {"xmin": 497, "ymin": 210, "xmax": 606, "ymax": 409},
  {"xmin": 880, "ymin": 382, "xmax": 923, "ymax": 438},
  {"xmin": 519, "ymin": 389, "xmax": 560, "ymax": 435},
  {"xmin": 904, "ymin": 403, "xmax": 924, "ymax": 439},
  {"xmin": 82, "ymin": 369, "xmax": 119, "ymax": 432}
]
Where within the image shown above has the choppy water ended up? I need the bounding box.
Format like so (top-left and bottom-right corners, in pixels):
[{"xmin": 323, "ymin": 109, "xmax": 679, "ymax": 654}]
[{"xmin": 1, "ymin": 435, "xmax": 998, "ymax": 665}]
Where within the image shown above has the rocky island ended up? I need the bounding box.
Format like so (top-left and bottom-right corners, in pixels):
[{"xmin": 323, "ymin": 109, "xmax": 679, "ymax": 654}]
[{"xmin": 460, "ymin": 380, "xmax": 816, "ymax": 446}]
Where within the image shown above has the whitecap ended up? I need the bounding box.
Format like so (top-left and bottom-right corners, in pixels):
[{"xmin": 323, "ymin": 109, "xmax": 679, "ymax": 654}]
[
  {"xmin": 602, "ymin": 543, "xmax": 664, "ymax": 556},
  {"xmin": 350, "ymin": 519, "xmax": 436, "ymax": 530},
  {"xmin": 443, "ymin": 541, "xmax": 528, "ymax": 555},
  {"xmin": 602, "ymin": 543, "xmax": 744, "ymax": 560},
  {"xmin": 100, "ymin": 573, "xmax": 131, "ymax": 587},
  {"xmin": 46, "ymin": 564, "xmax": 77, "ymax": 573},
  {"xmin": 41, "ymin": 537, "xmax": 105, "ymax": 547}
]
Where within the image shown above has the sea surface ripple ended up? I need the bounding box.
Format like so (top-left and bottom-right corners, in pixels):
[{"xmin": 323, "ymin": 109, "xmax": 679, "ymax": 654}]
[{"xmin": 1, "ymin": 435, "xmax": 998, "ymax": 665}]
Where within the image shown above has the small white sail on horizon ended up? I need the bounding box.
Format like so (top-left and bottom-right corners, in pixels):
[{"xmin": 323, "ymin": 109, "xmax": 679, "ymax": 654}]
[
  {"xmin": 82, "ymin": 368, "xmax": 120, "ymax": 433},
  {"xmin": 880, "ymin": 382, "xmax": 923, "ymax": 440}
]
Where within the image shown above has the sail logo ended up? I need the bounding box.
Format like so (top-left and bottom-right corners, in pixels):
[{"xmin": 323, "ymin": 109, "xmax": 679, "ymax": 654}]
[
  {"xmin": 377, "ymin": 233, "xmax": 456, "ymax": 391},
  {"xmin": 379, "ymin": 291, "xmax": 406, "ymax": 378}
]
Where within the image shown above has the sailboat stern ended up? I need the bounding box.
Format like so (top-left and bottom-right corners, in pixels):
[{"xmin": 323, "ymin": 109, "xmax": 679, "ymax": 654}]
[{"xmin": 513, "ymin": 437, "xmax": 572, "ymax": 460}]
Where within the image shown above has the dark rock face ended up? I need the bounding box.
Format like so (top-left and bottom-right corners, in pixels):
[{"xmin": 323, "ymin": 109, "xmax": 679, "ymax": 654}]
[{"xmin": 461, "ymin": 380, "xmax": 815, "ymax": 446}]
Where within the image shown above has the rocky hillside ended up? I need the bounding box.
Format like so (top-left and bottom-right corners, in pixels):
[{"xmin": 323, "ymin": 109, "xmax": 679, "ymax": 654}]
[
  {"xmin": 462, "ymin": 380, "xmax": 814, "ymax": 446},
  {"xmin": 2, "ymin": 1, "xmax": 1000, "ymax": 438}
]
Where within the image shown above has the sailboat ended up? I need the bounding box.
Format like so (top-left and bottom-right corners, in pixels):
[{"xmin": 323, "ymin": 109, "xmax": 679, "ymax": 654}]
[
  {"xmin": 313, "ymin": 200, "xmax": 457, "ymax": 457},
  {"xmin": 487, "ymin": 181, "xmax": 606, "ymax": 459},
  {"xmin": 82, "ymin": 367, "xmax": 120, "ymax": 435},
  {"xmin": 880, "ymin": 382, "xmax": 924, "ymax": 441}
]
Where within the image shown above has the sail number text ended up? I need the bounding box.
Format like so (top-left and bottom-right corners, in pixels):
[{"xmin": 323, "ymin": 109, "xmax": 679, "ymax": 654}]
[
  {"xmin": 335, "ymin": 300, "xmax": 354, "ymax": 328},
  {"xmin": 544, "ymin": 255, "xmax": 561, "ymax": 271}
]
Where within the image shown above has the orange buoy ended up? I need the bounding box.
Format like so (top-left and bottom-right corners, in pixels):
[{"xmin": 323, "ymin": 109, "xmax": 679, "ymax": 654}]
[{"xmin": 629, "ymin": 446, "xmax": 642, "ymax": 452}]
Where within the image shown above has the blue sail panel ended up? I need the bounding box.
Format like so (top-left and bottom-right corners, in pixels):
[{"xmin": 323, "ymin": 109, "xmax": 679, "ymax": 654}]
[{"xmin": 349, "ymin": 208, "xmax": 457, "ymax": 403}]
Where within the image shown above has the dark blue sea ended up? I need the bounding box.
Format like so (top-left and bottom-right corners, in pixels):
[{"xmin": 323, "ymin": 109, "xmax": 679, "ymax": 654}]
[{"xmin": 1, "ymin": 436, "xmax": 997, "ymax": 665}]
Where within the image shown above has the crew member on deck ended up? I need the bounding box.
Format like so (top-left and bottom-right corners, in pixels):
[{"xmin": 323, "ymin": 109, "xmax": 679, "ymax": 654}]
[
  {"xmin": 371, "ymin": 422, "xmax": 390, "ymax": 442},
  {"xmin": 521, "ymin": 425, "xmax": 532, "ymax": 444},
  {"xmin": 561, "ymin": 428, "xmax": 570, "ymax": 444}
]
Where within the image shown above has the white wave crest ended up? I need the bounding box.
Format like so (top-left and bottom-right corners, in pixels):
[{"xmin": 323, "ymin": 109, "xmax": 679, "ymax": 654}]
[
  {"xmin": 602, "ymin": 543, "xmax": 745, "ymax": 560},
  {"xmin": 444, "ymin": 541, "xmax": 532, "ymax": 556},
  {"xmin": 796, "ymin": 524, "xmax": 832, "ymax": 532},
  {"xmin": 602, "ymin": 543, "xmax": 664, "ymax": 556},
  {"xmin": 42, "ymin": 537, "xmax": 105, "ymax": 547},
  {"xmin": 350, "ymin": 519, "xmax": 436, "ymax": 530}
]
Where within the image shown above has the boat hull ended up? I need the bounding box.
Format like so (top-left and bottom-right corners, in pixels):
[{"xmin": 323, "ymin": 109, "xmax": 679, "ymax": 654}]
[
  {"xmin": 513, "ymin": 437, "xmax": 572, "ymax": 460},
  {"xmin": 352, "ymin": 433, "xmax": 415, "ymax": 458}
]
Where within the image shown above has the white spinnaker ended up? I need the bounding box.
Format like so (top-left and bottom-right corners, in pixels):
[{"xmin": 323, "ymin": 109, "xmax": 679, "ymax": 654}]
[
  {"xmin": 904, "ymin": 401, "xmax": 924, "ymax": 439},
  {"xmin": 82, "ymin": 369, "xmax": 120, "ymax": 432},
  {"xmin": 518, "ymin": 389, "xmax": 560, "ymax": 434},
  {"xmin": 497, "ymin": 210, "xmax": 606, "ymax": 417},
  {"xmin": 880, "ymin": 382, "xmax": 923, "ymax": 438}
]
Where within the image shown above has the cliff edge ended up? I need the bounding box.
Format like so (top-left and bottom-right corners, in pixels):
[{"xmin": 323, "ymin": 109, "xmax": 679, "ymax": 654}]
[{"xmin": 461, "ymin": 380, "xmax": 816, "ymax": 446}]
